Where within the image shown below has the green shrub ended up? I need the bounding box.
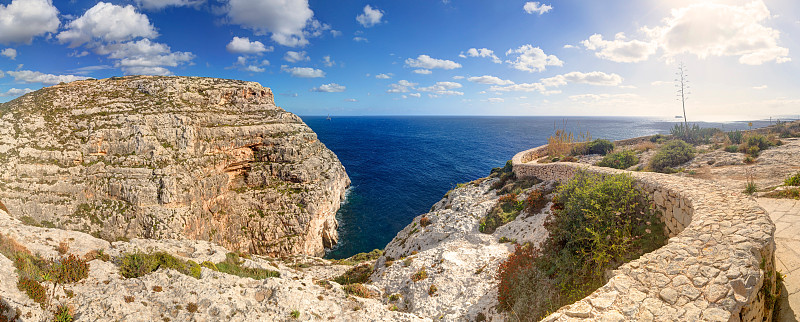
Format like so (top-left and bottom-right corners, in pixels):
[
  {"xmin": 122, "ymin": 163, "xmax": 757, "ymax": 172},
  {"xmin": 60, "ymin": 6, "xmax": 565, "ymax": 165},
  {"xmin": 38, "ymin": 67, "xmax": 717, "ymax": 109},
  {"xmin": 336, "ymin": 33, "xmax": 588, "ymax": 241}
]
[
  {"xmin": 786, "ymin": 173, "xmax": 800, "ymax": 186},
  {"xmin": 54, "ymin": 254, "xmax": 89, "ymax": 284},
  {"xmin": 496, "ymin": 171, "xmax": 666, "ymax": 320},
  {"xmin": 119, "ymin": 252, "xmax": 201, "ymax": 279},
  {"xmin": 744, "ymin": 181, "xmax": 758, "ymax": 195},
  {"xmin": 724, "ymin": 145, "xmax": 739, "ymax": 153},
  {"xmin": 572, "ymin": 139, "xmax": 614, "ymax": 156},
  {"xmin": 739, "ymin": 133, "xmax": 776, "ymax": 157},
  {"xmin": 649, "ymin": 140, "xmax": 695, "ymax": 173},
  {"xmin": 524, "ymin": 189, "xmax": 547, "ymax": 215},
  {"xmin": 411, "ymin": 268, "xmax": 428, "ymax": 282},
  {"xmin": 727, "ymin": 130, "xmax": 743, "ymax": 144},
  {"xmin": 480, "ymin": 193, "xmax": 524, "ymax": 233},
  {"xmin": 331, "ymin": 249, "xmax": 383, "ymax": 265},
  {"xmin": 213, "ymin": 253, "xmax": 280, "ymax": 280},
  {"xmin": 649, "ymin": 134, "xmax": 667, "ymax": 143},
  {"xmin": 53, "ymin": 305, "xmax": 73, "ymax": 322},
  {"xmin": 17, "ymin": 277, "xmax": 47, "ymax": 306},
  {"xmin": 670, "ymin": 123, "xmax": 721, "ymax": 144},
  {"xmin": 597, "ymin": 150, "xmax": 639, "ymax": 169},
  {"xmin": 342, "ymin": 283, "xmax": 375, "ymax": 298},
  {"xmin": 333, "ymin": 264, "xmax": 373, "ymax": 285},
  {"xmin": 290, "ymin": 310, "xmax": 300, "ymax": 319}
]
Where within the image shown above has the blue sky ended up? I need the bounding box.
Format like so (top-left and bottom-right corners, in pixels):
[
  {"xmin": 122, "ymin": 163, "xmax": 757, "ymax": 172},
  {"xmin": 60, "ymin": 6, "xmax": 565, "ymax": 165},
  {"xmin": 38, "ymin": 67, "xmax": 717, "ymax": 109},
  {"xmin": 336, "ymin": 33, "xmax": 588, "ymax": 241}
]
[{"xmin": 0, "ymin": 0, "xmax": 798, "ymax": 119}]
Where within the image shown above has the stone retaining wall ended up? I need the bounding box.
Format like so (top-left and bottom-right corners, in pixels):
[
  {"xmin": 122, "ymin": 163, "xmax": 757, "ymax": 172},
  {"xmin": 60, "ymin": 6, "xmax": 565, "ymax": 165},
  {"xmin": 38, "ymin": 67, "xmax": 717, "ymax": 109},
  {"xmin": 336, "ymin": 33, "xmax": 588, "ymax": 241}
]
[{"xmin": 511, "ymin": 145, "xmax": 778, "ymax": 321}]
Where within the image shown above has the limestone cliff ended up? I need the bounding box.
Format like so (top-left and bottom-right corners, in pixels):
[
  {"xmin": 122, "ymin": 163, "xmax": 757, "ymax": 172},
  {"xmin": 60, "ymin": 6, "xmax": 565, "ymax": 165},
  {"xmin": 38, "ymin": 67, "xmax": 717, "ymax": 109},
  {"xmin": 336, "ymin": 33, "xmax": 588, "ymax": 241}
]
[{"xmin": 0, "ymin": 76, "xmax": 349, "ymax": 256}]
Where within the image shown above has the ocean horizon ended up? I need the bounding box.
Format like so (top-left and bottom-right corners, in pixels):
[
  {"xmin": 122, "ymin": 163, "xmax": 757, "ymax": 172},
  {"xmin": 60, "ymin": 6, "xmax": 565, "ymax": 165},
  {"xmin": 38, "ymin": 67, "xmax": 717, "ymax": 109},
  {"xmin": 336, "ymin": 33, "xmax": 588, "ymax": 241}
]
[{"xmin": 303, "ymin": 116, "xmax": 775, "ymax": 259}]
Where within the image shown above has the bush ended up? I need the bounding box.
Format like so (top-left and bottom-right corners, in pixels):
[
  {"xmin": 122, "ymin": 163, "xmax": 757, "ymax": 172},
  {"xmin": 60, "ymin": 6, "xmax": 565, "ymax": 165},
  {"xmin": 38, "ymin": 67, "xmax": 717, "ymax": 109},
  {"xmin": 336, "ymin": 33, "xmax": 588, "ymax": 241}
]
[
  {"xmin": 119, "ymin": 252, "xmax": 201, "ymax": 279},
  {"xmin": 670, "ymin": 123, "xmax": 721, "ymax": 144},
  {"xmin": 213, "ymin": 253, "xmax": 280, "ymax": 280},
  {"xmin": 739, "ymin": 133, "xmax": 774, "ymax": 157},
  {"xmin": 649, "ymin": 140, "xmax": 695, "ymax": 173},
  {"xmin": 411, "ymin": 268, "xmax": 428, "ymax": 282},
  {"xmin": 496, "ymin": 171, "xmax": 666, "ymax": 320},
  {"xmin": 342, "ymin": 283, "xmax": 375, "ymax": 298},
  {"xmin": 524, "ymin": 189, "xmax": 547, "ymax": 215},
  {"xmin": 480, "ymin": 193, "xmax": 524, "ymax": 233},
  {"xmin": 727, "ymin": 130, "xmax": 743, "ymax": 144},
  {"xmin": 786, "ymin": 173, "xmax": 800, "ymax": 186},
  {"xmin": 649, "ymin": 134, "xmax": 667, "ymax": 143},
  {"xmin": 54, "ymin": 254, "xmax": 89, "ymax": 284},
  {"xmin": 333, "ymin": 264, "xmax": 373, "ymax": 285},
  {"xmin": 572, "ymin": 139, "xmax": 614, "ymax": 156},
  {"xmin": 597, "ymin": 150, "xmax": 639, "ymax": 169},
  {"xmin": 724, "ymin": 145, "xmax": 739, "ymax": 153},
  {"xmin": 17, "ymin": 277, "xmax": 47, "ymax": 306}
]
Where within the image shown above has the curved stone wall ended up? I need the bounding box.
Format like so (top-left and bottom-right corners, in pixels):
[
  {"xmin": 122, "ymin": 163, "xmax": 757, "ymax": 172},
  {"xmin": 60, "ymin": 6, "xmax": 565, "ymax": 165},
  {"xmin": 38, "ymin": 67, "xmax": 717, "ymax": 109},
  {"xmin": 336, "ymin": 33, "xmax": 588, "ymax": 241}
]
[{"xmin": 512, "ymin": 145, "xmax": 778, "ymax": 322}]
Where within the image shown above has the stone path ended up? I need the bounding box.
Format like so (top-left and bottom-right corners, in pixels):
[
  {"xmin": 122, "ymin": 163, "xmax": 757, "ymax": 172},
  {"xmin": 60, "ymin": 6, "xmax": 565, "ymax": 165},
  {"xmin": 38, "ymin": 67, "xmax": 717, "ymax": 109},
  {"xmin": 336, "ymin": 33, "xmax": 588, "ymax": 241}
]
[{"xmin": 759, "ymin": 198, "xmax": 800, "ymax": 321}]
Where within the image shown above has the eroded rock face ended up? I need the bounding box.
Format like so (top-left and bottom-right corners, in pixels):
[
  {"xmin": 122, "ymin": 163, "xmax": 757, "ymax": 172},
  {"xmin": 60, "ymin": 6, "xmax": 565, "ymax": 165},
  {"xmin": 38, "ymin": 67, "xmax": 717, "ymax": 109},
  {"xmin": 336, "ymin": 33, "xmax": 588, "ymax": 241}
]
[{"xmin": 0, "ymin": 76, "xmax": 349, "ymax": 256}]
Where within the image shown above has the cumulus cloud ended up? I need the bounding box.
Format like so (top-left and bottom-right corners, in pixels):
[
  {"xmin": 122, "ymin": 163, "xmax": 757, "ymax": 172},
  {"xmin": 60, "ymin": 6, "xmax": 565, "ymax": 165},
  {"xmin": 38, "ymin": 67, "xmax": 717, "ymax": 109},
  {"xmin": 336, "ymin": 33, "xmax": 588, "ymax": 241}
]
[
  {"xmin": 353, "ymin": 37, "xmax": 368, "ymax": 42},
  {"xmin": 468, "ymin": 75, "xmax": 514, "ymax": 85},
  {"xmin": 0, "ymin": 87, "xmax": 34, "ymax": 97},
  {"xmin": 523, "ymin": 2, "xmax": 552, "ymax": 15},
  {"xmin": 57, "ymin": 2, "xmax": 157, "ymax": 47},
  {"xmin": 135, "ymin": 0, "xmax": 203, "ymax": 10},
  {"xmin": 226, "ymin": 36, "xmax": 272, "ymax": 54},
  {"xmin": 459, "ymin": 48, "xmax": 501, "ymax": 63},
  {"xmin": 505, "ymin": 45, "xmax": 563, "ymax": 72},
  {"xmin": 405, "ymin": 55, "xmax": 461, "ymax": 70},
  {"xmin": 387, "ymin": 80, "xmax": 417, "ymax": 93},
  {"xmin": 1, "ymin": 48, "xmax": 16, "ymax": 60},
  {"xmin": 94, "ymin": 39, "xmax": 194, "ymax": 75},
  {"xmin": 281, "ymin": 65, "xmax": 325, "ymax": 78},
  {"xmin": 225, "ymin": 0, "xmax": 314, "ymax": 47},
  {"xmin": 582, "ymin": 33, "xmax": 657, "ymax": 63},
  {"xmin": 413, "ymin": 69, "xmax": 432, "ymax": 74},
  {"xmin": 485, "ymin": 97, "xmax": 504, "ymax": 103},
  {"xmin": 489, "ymin": 71, "xmax": 622, "ymax": 94},
  {"xmin": 356, "ymin": 5, "xmax": 383, "ymax": 28},
  {"xmin": 6, "ymin": 70, "xmax": 89, "ymax": 85},
  {"xmin": 0, "ymin": 0, "xmax": 60, "ymax": 44},
  {"xmin": 452, "ymin": 76, "xmax": 465, "ymax": 80},
  {"xmin": 418, "ymin": 81, "xmax": 463, "ymax": 96},
  {"xmin": 322, "ymin": 55, "xmax": 334, "ymax": 67},
  {"xmin": 344, "ymin": 98, "xmax": 357, "ymax": 102},
  {"xmin": 311, "ymin": 83, "xmax": 346, "ymax": 92},
  {"xmin": 284, "ymin": 51, "xmax": 309, "ymax": 62},
  {"xmin": 375, "ymin": 73, "xmax": 392, "ymax": 79},
  {"xmin": 753, "ymin": 85, "xmax": 768, "ymax": 90}
]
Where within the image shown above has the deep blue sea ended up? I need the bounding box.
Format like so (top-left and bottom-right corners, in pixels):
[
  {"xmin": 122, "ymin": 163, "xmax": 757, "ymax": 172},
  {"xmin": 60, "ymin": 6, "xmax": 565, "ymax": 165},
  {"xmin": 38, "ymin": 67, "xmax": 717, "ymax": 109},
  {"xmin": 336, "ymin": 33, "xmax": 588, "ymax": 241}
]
[{"xmin": 302, "ymin": 116, "xmax": 772, "ymax": 259}]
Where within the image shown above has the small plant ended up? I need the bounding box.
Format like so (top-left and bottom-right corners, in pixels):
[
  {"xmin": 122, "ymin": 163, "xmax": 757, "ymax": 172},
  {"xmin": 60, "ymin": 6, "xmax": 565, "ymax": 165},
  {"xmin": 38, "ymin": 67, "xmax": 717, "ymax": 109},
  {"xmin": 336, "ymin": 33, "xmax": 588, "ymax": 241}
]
[
  {"xmin": 428, "ymin": 284, "xmax": 438, "ymax": 296},
  {"xmin": 744, "ymin": 171, "xmax": 758, "ymax": 195},
  {"xmin": 649, "ymin": 134, "xmax": 667, "ymax": 143},
  {"xmin": 785, "ymin": 172, "xmax": 800, "ymax": 186},
  {"xmin": 480, "ymin": 193, "xmax": 524, "ymax": 233},
  {"xmin": 388, "ymin": 304, "xmax": 399, "ymax": 311},
  {"xmin": 498, "ymin": 236, "xmax": 516, "ymax": 243},
  {"xmin": 186, "ymin": 302, "xmax": 198, "ymax": 313},
  {"xmin": 419, "ymin": 216, "xmax": 431, "ymax": 227},
  {"xmin": 727, "ymin": 130, "xmax": 743, "ymax": 145},
  {"xmin": 388, "ymin": 293, "xmax": 401, "ymax": 301},
  {"xmin": 597, "ymin": 150, "xmax": 639, "ymax": 169},
  {"xmin": 744, "ymin": 155, "xmax": 755, "ymax": 164},
  {"xmin": 17, "ymin": 277, "xmax": 47, "ymax": 306},
  {"xmin": 411, "ymin": 268, "xmax": 428, "ymax": 282},
  {"xmin": 724, "ymin": 145, "xmax": 739, "ymax": 153},
  {"xmin": 342, "ymin": 283, "xmax": 374, "ymax": 298},
  {"xmin": 290, "ymin": 310, "xmax": 300, "ymax": 319},
  {"xmin": 333, "ymin": 264, "xmax": 373, "ymax": 285},
  {"xmin": 124, "ymin": 295, "xmax": 135, "ymax": 303},
  {"xmin": 213, "ymin": 253, "xmax": 279, "ymax": 280},
  {"xmin": 152, "ymin": 285, "xmax": 162, "ymax": 292},
  {"xmin": 739, "ymin": 133, "xmax": 775, "ymax": 157},
  {"xmin": 524, "ymin": 189, "xmax": 547, "ymax": 215},
  {"xmin": 54, "ymin": 254, "xmax": 89, "ymax": 284},
  {"xmin": 57, "ymin": 241, "xmax": 70, "ymax": 255},
  {"xmin": 53, "ymin": 304, "xmax": 73, "ymax": 322},
  {"xmin": 649, "ymin": 140, "xmax": 695, "ymax": 173}
]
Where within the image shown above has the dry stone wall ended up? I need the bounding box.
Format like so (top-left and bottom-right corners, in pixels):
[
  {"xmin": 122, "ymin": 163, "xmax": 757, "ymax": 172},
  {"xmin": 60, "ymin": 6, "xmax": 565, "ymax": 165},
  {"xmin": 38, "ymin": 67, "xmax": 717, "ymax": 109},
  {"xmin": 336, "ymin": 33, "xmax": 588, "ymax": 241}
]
[{"xmin": 512, "ymin": 145, "xmax": 778, "ymax": 321}]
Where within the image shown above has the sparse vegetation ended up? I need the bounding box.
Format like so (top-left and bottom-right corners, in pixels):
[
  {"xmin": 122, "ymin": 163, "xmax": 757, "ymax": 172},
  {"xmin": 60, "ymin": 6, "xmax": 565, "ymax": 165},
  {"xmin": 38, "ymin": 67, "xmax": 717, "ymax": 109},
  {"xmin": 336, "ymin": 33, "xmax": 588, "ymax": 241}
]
[
  {"xmin": 649, "ymin": 140, "xmax": 695, "ymax": 173},
  {"xmin": 571, "ymin": 139, "xmax": 614, "ymax": 156},
  {"xmin": 342, "ymin": 283, "xmax": 374, "ymax": 298},
  {"xmin": 419, "ymin": 216, "xmax": 431, "ymax": 227},
  {"xmin": 724, "ymin": 145, "xmax": 739, "ymax": 153},
  {"xmin": 670, "ymin": 123, "xmax": 720, "ymax": 145},
  {"xmin": 496, "ymin": 171, "xmax": 666, "ymax": 320},
  {"xmin": 739, "ymin": 133, "xmax": 777, "ymax": 157},
  {"xmin": 331, "ymin": 249, "xmax": 383, "ymax": 266},
  {"xmin": 118, "ymin": 252, "xmax": 201, "ymax": 279},
  {"xmin": 333, "ymin": 264, "xmax": 373, "ymax": 285},
  {"xmin": 411, "ymin": 268, "xmax": 428, "ymax": 282},
  {"xmin": 212, "ymin": 253, "xmax": 280, "ymax": 280},
  {"xmin": 53, "ymin": 304, "xmax": 73, "ymax": 322},
  {"xmin": 784, "ymin": 172, "xmax": 800, "ymax": 186},
  {"xmin": 290, "ymin": 310, "xmax": 300, "ymax": 319},
  {"xmin": 428, "ymin": 284, "xmax": 438, "ymax": 296},
  {"xmin": 479, "ymin": 193, "xmax": 523, "ymax": 234},
  {"xmin": 597, "ymin": 150, "xmax": 639, "ymax": 169}
]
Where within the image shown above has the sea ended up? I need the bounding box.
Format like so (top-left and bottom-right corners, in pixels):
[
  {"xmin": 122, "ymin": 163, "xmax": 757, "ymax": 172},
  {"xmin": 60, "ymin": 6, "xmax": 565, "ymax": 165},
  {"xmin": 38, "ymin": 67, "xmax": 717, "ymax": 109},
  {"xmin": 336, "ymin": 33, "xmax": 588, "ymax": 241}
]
[{"xmin": 302, "ymin": 116, "xmax": 774, "ymax": 259}]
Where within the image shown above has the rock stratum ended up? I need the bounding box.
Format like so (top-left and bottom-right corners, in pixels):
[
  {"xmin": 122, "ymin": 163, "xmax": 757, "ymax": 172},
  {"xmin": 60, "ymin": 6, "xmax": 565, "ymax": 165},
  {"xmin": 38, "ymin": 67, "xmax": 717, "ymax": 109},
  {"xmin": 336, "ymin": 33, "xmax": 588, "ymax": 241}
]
[{"xmin": 0, "ymin": 76, "xmax": 349, "ymax": 257}]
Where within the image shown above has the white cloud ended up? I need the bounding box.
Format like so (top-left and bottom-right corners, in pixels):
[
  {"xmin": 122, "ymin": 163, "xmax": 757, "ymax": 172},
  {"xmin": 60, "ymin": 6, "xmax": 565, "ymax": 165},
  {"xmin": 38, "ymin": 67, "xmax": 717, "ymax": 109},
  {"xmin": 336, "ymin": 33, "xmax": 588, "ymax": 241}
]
[
  {"xmin": 1, "ymin": 48, "xmax": 16, "ymax": 60},
  {"xmin": 311, "ymin": 83, "xmax": 346, "ymax": 92},
  {"xmin": 387, "ymin": 80, "xmax": 417, "ymax": 93},
  {"xmin": 353, "ymin": 37, "xmax": 368, "ymax": 42},
  {"xmin": 70, "ymin": 50, "xmax": 89, "ymax": 57},
  {"xmin": 405, "ymin": 55, "xmax": 461, "ymax": 70},
  {"xmin": 413, "ymin": 69, "xmax": 432, "ymax": 74},
  {"xmin": 460, "ymin": 48, "xmax": 501, "ymax": 63},
  {"xmin": 330, "ymin": 30, "xmax": 342, "ymax": 37},
  {"xmin": 375, "ymin": 73, "xmax": 393, "ymax": 79},
  {"xmin": 486, "ymin": 97, "xmax": 504, "ymax": 103},
  {"xmin": 418, "ymin": 81, "xmax": 463, "ymax": 96},
  {"xmin": 135, "ymin": 0, "xmax": 203, "ymax": 10},
  {"xmin": 243, "ymin": 65, "xmax": 265, "ymax": 72},
  {"xmin": 344, "ymin": 98, "xmax": 357, "ymax": 102},
  {"xmin": 753, "ymin": 85, "xmax": 768, "ymax": 90},
  {"xmin": 57, "ymin": 2, "xmax": 157, "ymax": 47},
  {"xmin": 225, "ymin": 0, "xmax": 314, "ymax": 47},
  {"xmin": 582, "ymin": 33, "xmax": 657, "ymax": 63},
  {"xmin": 563, "ymin": 44, "xmax": 577, "ymax": 49},
  {"xmin": 281, "ymin": 65, "xmax": 325, "ymax": 78},
  {"xmin": 322, "ymin": 55, "xmax": 334, "ymax": 67},
  {"xmin": 7, "ymin": 70, "xmax": 89, "ymax": 85},
  {"xmin": 0, "ymin": 0, "xmax": 60, "ymax": 44},
  {"xmin": 541, "ymin": 71, "xmax": 623, "ymax": 87},
  {"xmin": 568, "ymin": 93, "xmax": 640, "ymax": 105},
  {"xmin": 523, "ymin": 2, "xmax": 552, "ymax": 15},
  {"xmin": 408, "ymin": 93, "xmax": 421, "ymax": 98},
  {"xmin": 468, "ymin": 75, "xmax": 514, "ymax": 85},
  {"xmin": 644, "ymin": 0, "xmax": 790, "ymax": 65},
  {"xmin": 505, "ymin": 45, "xmax": 563, "ymax": 72},
  {"xmin": 95, "ymin": 39, "xmax": 194, "ymax": 75},
  {"xmin": 489, "ymin": 83, "xmax": 546, "ymax": 93},
  {"xmin": 356, "ymin": 5, "xmax": 384, "ymax": 28},
  {"xmin": 226, "ymin": 37, "xmax": 272, "ymax": 54},
  {"xmin": 0, "ymin": 87, "xmax": 34, "ymax": 97},
  {"xmin": 284, "ymin": 51, "xmax": 309, "ymax": 62},
  {"xmin": 452, "ymin": 76, "xmax": 464, "ymax": 80}
]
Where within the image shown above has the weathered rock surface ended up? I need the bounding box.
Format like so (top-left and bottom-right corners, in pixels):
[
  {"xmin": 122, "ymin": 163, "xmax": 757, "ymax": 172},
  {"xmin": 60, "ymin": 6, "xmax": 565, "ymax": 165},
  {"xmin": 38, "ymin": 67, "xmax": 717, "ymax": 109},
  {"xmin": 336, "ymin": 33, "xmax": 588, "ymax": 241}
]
[
  {"xmin": 0, "ymin": 76, "xmax": 349, "ymax": 257},
  {"xmin": 0, "ymin": 209, "xmax": 423, "ymax": 321}
]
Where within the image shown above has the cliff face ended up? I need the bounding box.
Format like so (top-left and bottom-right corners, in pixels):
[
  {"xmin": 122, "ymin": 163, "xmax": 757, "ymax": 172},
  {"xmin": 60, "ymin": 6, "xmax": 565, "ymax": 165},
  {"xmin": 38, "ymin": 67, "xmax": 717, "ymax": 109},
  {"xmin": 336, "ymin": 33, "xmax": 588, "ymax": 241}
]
[{"xmin": 0, "ymin": 76, "xmax": 349, "ymax": 256}]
